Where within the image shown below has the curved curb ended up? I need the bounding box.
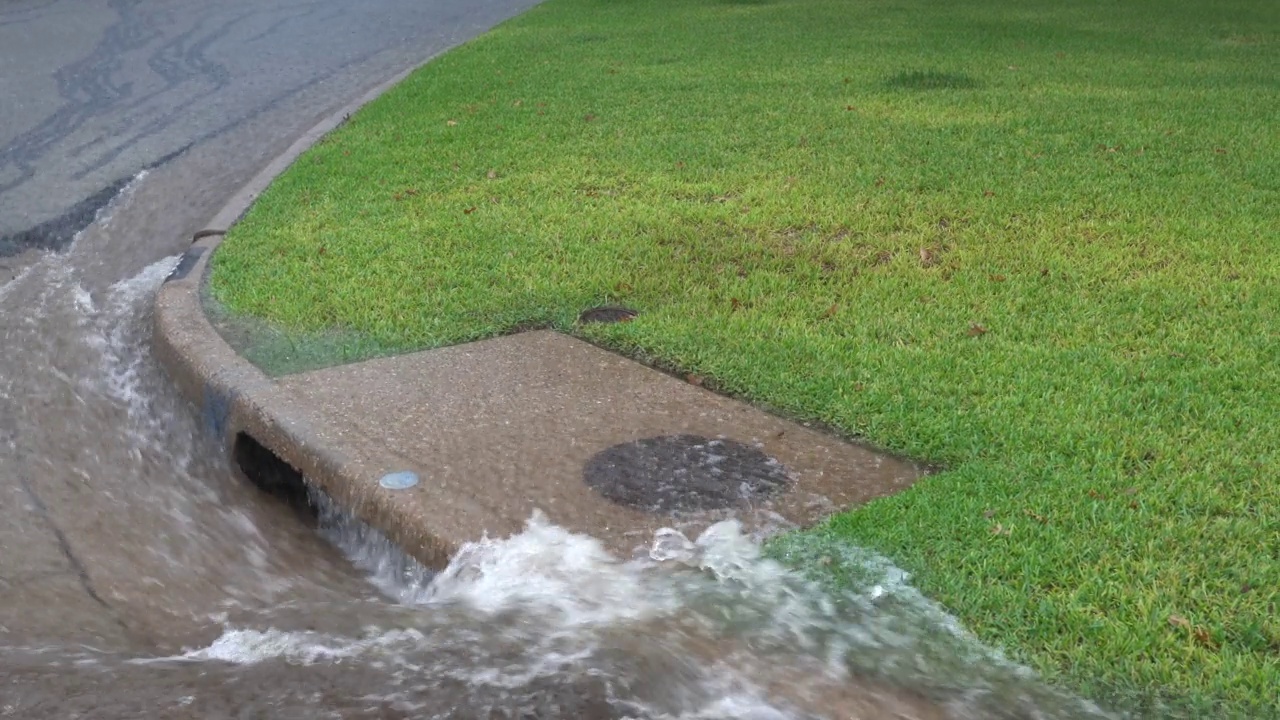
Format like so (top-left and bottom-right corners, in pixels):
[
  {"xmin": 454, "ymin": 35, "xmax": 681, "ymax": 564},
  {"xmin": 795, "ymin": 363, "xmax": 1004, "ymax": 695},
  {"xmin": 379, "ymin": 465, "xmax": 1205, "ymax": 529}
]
[
  {"xmin": 153, "ymin": 30, "xmax": 931, "ymax": 575},
  {"xmin": 153, "ymin": 60, "xmax": 499, "ymax": 570}
]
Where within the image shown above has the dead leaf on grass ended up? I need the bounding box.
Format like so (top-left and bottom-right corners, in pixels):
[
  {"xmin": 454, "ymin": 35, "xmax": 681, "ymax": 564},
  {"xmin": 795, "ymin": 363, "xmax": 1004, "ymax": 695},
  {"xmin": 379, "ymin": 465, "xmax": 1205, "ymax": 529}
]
[
  {"xmin": 487, "ymin": 169, "xmax": 498, "ymax": 180},
  {"xmin": 968, "ymin": 323, "xmax": 988, "ymax": 337},
  {"xmin": 1193, "ymin": 627, "xmax": 1218, "ymax": 649},
  {"xmin": 730, "ymin": 298, "xmax": 742, "ymax": 311},
  {"xmin": 1023, "ymin": 508, "xmax": 1047, "ymax": 523},
  {"xmin": 1167, "ymin": 615, "xmax": 1219, "ymax": 649},
  {"xmin": 990, "ymin": 523, "xmax": 1011, "ymax": 536},
  {"xmin": 463, "ymin": 206, "xmax": 477, "ymax": 215},
  {"xmin": 989, "ymin": 274, "xmax": 1006, "ymax": 282},
  {"xmin": 983, "ymin": 189, "xmax": 995, "ymax": 197},
  {"xmin": 446, "ymin": 119, "xmax": 458, "ymax": 126}
]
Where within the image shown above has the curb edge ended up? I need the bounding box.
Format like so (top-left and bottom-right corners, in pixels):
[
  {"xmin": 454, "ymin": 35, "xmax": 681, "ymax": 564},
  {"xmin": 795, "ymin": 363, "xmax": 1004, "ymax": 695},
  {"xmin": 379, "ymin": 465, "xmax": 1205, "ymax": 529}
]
[{"xmin": 152, "ymin": 57, "xmax": 484, "ymax": 569}]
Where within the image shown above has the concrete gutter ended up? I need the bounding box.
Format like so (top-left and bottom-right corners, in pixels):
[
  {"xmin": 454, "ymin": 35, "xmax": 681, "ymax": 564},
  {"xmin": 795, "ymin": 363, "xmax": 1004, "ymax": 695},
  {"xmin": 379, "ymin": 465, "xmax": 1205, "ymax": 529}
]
[
  {"xmin": 153, "ymin": 61, "xmax": 492, "ymax": 569},
  {"xmin": 154, "ymin": 51, "xmax": 927, "ymax": 573}
]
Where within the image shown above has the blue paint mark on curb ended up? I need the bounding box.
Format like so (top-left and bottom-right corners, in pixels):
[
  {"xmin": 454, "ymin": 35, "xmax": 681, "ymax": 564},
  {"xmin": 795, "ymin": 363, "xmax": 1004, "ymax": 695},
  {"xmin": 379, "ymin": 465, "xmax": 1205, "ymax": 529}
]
[
  {"xmin": 166, "ymin": 247, "xmax": 206, "ymax": 283},
  {"xmin": 379, "ymin": 471, "xmax": 419, "ymax": 490},
  {"xmin": 201, "ymin": 383, "xmax": 237, "ymax": 439}
]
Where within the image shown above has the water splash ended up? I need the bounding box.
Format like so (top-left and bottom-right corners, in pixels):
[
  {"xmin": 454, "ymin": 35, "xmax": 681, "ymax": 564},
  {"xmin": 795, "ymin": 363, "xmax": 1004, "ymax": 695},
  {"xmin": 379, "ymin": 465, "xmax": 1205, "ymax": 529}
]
[
  {"xmin": 172, "ymin": 505, "xmax": 1118, "ymax": 720},
  {"xmin": 311, "ymin": 489, "xmax": 437, "ymax": 603}
]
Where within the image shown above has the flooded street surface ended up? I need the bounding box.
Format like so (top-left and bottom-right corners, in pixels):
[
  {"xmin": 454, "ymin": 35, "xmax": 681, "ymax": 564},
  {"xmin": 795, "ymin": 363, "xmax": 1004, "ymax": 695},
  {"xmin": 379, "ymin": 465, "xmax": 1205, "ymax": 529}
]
[{"xmin": 1, "ymin": 2, "xmax": 1121, "ymax": 718}]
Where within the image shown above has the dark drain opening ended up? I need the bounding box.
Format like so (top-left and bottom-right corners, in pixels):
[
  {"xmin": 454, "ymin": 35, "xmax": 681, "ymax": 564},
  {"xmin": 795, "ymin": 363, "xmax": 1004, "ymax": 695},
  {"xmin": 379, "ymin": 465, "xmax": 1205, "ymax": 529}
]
[{"xmin": 232, "ymin": 432, "xmax": 317, "ymax": 525}]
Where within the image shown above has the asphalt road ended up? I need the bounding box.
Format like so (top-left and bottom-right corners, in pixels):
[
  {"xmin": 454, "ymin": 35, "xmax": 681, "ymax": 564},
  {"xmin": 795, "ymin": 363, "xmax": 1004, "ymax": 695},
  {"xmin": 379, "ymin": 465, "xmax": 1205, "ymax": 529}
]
[
  {"xmin": 0, "ymin": 0, "xmax": 540, "ymax": 258},
  {"xmin": 0, "ymin": 0, "xmax": 537, "ymax": 668}
]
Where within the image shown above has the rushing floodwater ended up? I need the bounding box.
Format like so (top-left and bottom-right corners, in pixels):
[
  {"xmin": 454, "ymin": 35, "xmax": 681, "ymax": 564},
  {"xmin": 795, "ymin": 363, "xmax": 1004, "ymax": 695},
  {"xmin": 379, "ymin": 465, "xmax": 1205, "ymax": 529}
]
[{"xmin": 0, "ymin": 176, "xmax": 1122, "ymax": 719}]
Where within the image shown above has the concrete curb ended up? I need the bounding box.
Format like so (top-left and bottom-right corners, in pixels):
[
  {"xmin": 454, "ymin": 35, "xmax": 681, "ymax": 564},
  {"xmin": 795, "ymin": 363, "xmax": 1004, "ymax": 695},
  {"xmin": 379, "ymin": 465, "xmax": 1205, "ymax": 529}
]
[
  {"xmin": 154, "ymin": 43, "xmax": 928, "ymax": 574},
  {"xmin": 153, "ymin": 60, "xmax": 496, "ymax": 569}
]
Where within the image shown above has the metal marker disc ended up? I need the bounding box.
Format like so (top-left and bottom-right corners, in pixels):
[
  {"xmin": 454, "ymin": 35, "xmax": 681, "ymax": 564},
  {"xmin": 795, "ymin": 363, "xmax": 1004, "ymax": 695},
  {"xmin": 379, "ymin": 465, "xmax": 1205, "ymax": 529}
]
[{"xmin": 379, "ymin": 470, "xmax": 419, "ymax": 490}]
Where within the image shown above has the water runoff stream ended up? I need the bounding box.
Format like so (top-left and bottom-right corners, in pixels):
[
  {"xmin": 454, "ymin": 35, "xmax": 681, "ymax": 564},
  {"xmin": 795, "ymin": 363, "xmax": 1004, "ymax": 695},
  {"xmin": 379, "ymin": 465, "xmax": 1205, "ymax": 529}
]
[{"xmin": 0, "ymin": 174, "xmax": 1120, "ymax": 719}]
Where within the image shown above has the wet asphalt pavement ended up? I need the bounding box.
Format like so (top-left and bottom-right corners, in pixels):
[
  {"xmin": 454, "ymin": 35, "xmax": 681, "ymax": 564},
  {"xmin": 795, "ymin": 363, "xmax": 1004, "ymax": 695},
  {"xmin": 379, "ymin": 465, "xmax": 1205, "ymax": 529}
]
[{"xmin": 0, "ymin": 0, "xmax": 539, "ymax": 262}]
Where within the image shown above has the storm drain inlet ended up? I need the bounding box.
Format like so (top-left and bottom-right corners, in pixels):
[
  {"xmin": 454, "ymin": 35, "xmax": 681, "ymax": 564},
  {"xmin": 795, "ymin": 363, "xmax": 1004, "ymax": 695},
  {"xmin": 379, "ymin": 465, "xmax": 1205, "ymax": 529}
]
[{"xmin": 232, "ymin": 432, "xmax": 317, "ymax": 523}]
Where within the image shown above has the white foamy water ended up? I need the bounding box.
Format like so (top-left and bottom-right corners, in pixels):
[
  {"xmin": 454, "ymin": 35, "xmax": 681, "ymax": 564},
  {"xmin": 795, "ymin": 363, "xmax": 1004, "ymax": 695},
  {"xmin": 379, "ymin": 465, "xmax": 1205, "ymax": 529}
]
[
  {"xmin": 165, "ymin": 507, "xmax": 1118, "ymax": 720},
  {"xmin": 0, "ymin": 262, "xmax": 36, "ymax": 301},
  {"xmin": 80, "ymin": 253, "xmax": 186, "ymax": 459}
]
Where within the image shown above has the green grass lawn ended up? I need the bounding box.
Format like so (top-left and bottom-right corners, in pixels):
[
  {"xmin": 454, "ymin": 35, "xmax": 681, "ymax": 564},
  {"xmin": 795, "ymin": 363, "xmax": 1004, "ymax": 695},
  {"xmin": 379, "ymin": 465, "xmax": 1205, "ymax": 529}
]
[{"xmin": 209, "ymin": 0, "xmax": 1279, "ymax": 714}]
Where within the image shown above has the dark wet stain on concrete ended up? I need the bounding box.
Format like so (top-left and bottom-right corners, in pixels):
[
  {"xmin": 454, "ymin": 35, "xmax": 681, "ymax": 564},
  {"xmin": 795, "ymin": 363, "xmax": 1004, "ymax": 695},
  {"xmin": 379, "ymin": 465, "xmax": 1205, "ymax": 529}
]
[
  {"xmin": 583, "ymin": 434, "xmax": 790, "ymax": 513},
  {"xmin": 201, "ymin": 382, "xmax": 237, "ymax": 439}
]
